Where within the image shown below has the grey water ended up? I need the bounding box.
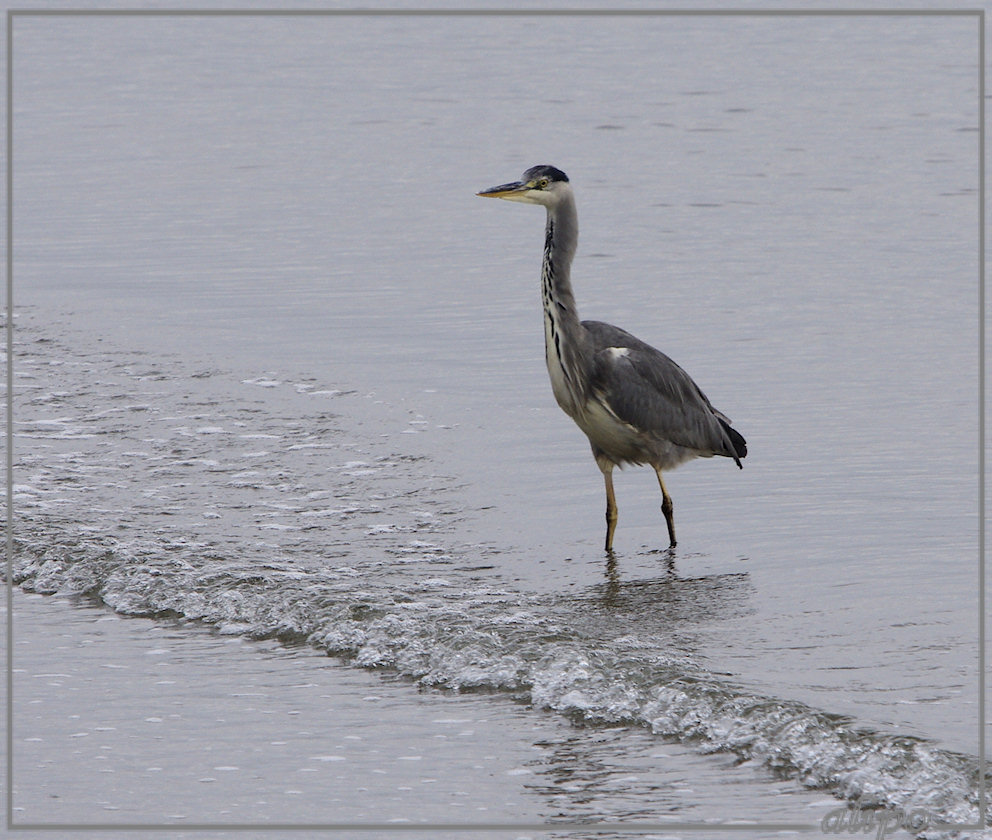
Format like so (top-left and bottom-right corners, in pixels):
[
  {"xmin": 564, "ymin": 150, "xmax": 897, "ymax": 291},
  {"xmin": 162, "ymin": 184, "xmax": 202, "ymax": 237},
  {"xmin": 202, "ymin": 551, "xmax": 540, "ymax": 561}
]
[{"xmin": 6, "ymin": 9, "xmax": 987, "ymax": 836}]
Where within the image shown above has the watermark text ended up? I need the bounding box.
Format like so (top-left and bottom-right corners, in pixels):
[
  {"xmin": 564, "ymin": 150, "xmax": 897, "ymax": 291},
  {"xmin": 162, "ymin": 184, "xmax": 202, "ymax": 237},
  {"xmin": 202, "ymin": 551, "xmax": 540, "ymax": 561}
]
[{"xmin": 821, "ymin": 804, "xmax": 932, "ymax": 839}]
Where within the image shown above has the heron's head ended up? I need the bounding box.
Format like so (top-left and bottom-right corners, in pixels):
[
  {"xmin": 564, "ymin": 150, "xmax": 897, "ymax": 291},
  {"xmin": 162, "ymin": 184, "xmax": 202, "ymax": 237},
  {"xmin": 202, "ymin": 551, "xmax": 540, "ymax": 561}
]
[{"xmin": 477, "ymin": 165, "xmax": 570, "ymax": 208}]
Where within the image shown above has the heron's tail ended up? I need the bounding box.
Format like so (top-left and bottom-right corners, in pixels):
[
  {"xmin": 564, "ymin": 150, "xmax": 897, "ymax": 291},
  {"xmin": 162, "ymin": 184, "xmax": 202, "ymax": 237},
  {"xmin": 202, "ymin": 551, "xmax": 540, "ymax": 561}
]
[{"xmin": 719, "ymin": 420, "xmax": 747, "ymax": 468}]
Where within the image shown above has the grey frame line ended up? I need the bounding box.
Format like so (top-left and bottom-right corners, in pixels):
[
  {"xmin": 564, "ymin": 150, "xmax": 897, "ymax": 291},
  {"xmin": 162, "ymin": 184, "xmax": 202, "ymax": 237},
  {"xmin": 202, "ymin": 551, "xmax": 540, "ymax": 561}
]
[
  {"xmin": 980, "ymin": 5, "xmax": 988, "ymax": 829},
  {"xmin": 2, "ymin": 6, "xmax": 986, "ymax": 14},
  {"xmin": 4, "ymin": 5, "xmax": 11, "ymax": 834},
  {"xmin": 3, "ymin": 5, "xmax": 986, "ymax": 835}
]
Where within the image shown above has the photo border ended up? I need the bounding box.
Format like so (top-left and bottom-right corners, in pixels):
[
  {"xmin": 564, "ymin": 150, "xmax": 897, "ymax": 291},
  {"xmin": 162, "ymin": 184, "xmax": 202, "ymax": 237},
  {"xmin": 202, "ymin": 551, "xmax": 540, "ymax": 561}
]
[{"xmin": 4, "ymin": 6, "xmax": 986, "ymax": 835}]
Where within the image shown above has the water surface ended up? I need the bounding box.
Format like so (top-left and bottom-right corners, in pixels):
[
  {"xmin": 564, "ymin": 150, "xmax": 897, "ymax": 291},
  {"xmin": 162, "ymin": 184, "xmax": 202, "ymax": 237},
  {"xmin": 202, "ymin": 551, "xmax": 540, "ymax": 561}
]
[{"xmin": 7, "ymin": 10, "xmax": 986, "ymax": 835}]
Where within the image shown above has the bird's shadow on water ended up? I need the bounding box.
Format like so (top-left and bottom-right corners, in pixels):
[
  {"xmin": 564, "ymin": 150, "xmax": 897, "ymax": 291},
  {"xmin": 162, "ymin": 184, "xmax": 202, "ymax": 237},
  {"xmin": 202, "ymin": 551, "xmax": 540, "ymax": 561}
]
[
  {"xmin": 605, "ymin": 546, "xmax": 677, "ymax": 580},
  {"xmin": 552, "ymin": 549, "xmax": 756, "ymax": 646}
]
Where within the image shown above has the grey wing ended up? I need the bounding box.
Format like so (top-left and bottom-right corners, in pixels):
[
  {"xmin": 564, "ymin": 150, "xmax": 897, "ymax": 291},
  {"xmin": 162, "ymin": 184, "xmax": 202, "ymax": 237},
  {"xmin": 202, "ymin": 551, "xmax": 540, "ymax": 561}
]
[{"xmin": 583, "ymin": 320, "xmax": 745, "ymax": 464}]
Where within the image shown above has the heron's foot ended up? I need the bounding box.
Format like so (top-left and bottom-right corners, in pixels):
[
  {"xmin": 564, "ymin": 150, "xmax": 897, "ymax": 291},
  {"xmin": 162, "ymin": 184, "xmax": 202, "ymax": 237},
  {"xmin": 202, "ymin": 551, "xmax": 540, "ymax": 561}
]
[
  {"xmin": 663, "ymin": 522, "xmax": 676, "ymax": 548},
  {"xmin": 605, "ymin": 510, "xmax": 618, "ymax": 553},
  {"xmin": 661, "ymin": 497, "xmax": 676, "ymax": 548}
]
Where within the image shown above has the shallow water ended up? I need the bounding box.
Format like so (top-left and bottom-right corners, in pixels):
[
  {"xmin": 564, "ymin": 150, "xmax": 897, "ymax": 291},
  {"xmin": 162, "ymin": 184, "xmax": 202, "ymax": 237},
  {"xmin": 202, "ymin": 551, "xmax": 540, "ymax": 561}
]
[
  {"xmin": 6, "ymin": 9, "xmax": 988, "ymax": 836},
  {"xmin": 11, "ymin": 588, "xmax": 842, "ymax": 837}
]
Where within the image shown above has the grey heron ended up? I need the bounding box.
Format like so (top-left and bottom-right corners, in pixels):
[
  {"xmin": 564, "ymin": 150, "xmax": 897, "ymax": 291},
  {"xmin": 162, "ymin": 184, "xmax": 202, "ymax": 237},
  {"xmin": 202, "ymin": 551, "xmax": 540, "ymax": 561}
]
[{"xmin": 477, "ymin": 165, "xmax": 746, "ymax": 552}]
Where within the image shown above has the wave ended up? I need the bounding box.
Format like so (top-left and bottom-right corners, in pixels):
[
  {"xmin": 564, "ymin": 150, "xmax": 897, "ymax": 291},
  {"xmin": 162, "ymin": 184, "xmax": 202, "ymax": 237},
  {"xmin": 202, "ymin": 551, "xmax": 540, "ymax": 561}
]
[{"xmin": 10, "ymin": 523, "xmax": 987, "ymax": 837}]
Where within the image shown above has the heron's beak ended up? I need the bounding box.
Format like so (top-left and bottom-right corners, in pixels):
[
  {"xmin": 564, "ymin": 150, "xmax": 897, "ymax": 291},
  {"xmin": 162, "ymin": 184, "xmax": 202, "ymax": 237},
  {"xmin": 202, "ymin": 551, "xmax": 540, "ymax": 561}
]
[{"xmin": 476, "ymin": 180, "xmax": 528, "ymax": 199}]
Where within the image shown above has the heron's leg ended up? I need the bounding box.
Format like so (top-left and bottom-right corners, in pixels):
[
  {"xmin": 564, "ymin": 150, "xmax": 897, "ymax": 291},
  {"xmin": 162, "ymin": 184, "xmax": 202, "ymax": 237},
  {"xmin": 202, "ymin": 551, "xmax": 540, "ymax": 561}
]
[
  {"xmin": 654, "ymin": 468, "xmax": 677, "ymax": 548},
  {"xmin": 602, "ymin": 465, "xmax": 618, "ymax": 552}
]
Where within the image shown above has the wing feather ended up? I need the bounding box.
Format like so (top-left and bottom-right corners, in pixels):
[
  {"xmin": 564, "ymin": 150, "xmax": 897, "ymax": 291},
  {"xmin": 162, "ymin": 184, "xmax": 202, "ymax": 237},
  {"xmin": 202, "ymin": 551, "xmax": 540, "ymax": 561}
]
[{"xmin": 583, "ymin": 320, "xmax": 745, "ymax": 464}]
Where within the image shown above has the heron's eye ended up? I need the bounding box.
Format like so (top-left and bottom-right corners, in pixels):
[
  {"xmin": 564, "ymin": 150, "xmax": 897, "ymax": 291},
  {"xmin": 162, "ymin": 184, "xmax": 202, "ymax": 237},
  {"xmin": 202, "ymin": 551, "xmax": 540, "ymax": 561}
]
[{"xmin": 537, "ymin": 178, "xmax": 549, "ymax": 189}]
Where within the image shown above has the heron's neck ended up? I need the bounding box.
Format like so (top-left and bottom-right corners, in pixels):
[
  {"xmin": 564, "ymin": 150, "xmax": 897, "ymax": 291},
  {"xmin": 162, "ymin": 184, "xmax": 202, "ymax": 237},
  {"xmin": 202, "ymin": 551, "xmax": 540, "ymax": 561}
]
[
  {"xmin": 542, "ymin": 194, "xmax": 588, "ymax": 413},
  {"xmin": 542, "ymin": 195, "xmax": 582, "ymax": 333}
]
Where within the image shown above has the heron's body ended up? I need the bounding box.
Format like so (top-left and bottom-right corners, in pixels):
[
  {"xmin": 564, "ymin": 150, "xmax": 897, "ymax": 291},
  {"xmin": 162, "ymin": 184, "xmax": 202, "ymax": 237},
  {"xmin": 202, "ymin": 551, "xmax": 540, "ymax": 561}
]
[{"xmin": 478, "ymin": 165, "xmax": 746, "ymax": 551}]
